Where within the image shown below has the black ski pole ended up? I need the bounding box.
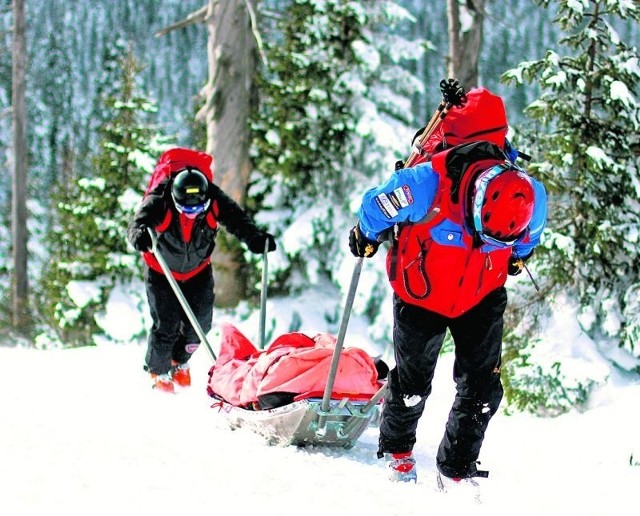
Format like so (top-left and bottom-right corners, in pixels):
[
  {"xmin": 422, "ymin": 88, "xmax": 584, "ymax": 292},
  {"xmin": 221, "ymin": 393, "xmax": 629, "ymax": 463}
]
[
  {"xmin": 259, "ymin": 239, "xmax": 269, "ymax": 349},
  {"xmin": 523, "ymin": 262, "xmax": 541, "ymax": 292}
]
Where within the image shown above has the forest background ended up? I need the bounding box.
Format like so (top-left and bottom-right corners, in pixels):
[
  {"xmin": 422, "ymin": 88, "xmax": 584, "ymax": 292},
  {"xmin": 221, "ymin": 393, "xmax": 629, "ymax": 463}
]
[{"xmin": 0, "ymin": 0, "xmax": 639, "ymax": 416}]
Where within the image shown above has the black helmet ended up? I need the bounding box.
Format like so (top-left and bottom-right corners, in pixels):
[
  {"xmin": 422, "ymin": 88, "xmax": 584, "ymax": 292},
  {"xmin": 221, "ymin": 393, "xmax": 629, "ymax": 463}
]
[{"xmin": 171, "ymin": 168, "xmax": 210, "ymax": 215}]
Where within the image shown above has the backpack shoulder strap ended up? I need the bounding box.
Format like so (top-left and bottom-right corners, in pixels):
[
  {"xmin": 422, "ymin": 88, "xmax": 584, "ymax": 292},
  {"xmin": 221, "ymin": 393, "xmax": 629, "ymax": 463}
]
[
  {"xmin": 156, "ymin": 210, "xmax": 172, "ymax": 233},
  {"xmin": 432, "ymin": 141, "xmax": 507, "ymax": 203}
]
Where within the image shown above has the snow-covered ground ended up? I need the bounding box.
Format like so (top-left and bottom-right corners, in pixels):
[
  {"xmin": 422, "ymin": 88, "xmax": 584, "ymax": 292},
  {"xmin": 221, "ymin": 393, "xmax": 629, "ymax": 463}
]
[{"xmin": 2, "ymin": 326, "xmax": 638, "ymax": 516}]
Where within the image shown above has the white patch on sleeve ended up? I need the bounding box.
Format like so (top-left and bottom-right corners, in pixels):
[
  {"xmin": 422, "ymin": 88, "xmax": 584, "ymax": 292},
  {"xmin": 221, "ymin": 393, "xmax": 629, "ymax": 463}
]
[
  {"xmin": 394, "ymin": 186, "xmax": 410, "ymax": 208},
  {"xmin": 376, "ymin": 193, "xmax": 399, "ymax": 218}
]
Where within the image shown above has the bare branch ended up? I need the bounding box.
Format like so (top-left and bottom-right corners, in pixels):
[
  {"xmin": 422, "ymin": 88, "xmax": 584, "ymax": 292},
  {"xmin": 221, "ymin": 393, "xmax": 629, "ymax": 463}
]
[
  {"xmin": 154, "ymin": 5, "xmax": 208, "ymax": 37},
  {"xmin": 244, "ymin": 0, "xmax": 267, "ymax": 66},
  {"xmin": 260, "ymin": 9, "xmax": 285, "ymax": 21},
  {"xmin": 0, "ymin": 107, "xmax": 11, "ymax": 119}
]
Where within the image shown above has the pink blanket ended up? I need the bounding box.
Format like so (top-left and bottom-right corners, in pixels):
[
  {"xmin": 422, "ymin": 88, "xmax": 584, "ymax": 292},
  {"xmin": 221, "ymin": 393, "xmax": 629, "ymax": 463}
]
[{"xmin": 207, "ymin": 323, "xmax": 382, "ymax": 409}]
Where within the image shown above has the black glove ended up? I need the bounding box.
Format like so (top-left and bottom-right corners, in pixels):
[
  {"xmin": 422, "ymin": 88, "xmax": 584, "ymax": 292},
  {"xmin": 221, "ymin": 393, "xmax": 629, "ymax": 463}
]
[
  {"xmin": 349, "ymin": 224, "xmax": 379, "ymax": 258},
  {"xmin": 508, "ymin": 252, "xmax": 532, "ymax": 276},
  {"xmin": 131, "ymin": 226, "xmax": 152, "ymax": 252},
  {"xmin": 508, "ymin": 257, "xmax": 524, "ymax": 276},
  {"xmin": 248, "ymin": 232, "xmax": 276, "ymax": 254}
]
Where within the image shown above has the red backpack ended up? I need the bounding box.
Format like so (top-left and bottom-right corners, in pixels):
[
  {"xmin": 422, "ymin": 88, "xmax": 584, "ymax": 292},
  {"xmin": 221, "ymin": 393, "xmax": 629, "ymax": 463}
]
[
  {"xmin": 386, "ymin": 142, "xmax": 521, "ymax": 317},
  {"xmin": 145, "ymin": 147, "xmax": 214, "ymax": 195}
]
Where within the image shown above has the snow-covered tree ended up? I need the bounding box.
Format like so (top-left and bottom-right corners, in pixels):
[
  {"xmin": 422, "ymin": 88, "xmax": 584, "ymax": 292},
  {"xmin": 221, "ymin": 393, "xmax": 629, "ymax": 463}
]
[
  {"xmin": 251, "ymin": 1, "xmax": 425, "ymax": 342},
  {"xmin": 37, "ymin": 47, "xmax": 170, "ymax": 346},
  {"xmin": 501, "ymin": 0, "xmax": 640, "ymax": 412}
]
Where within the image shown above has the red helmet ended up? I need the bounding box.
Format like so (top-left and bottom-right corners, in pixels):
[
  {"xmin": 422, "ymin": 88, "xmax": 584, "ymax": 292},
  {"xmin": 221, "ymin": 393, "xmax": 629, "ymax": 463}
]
[{"xmin": 471, "ymin": 166, "xmax": 535, "ymax": 242}]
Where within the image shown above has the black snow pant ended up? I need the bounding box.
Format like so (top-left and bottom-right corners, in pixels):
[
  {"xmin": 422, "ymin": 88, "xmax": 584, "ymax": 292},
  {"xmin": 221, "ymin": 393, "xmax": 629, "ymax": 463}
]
[
  {"xmin": 144, "ymin": 265, "xmax": 214, "ymax": 375},
  {"xmin": 378, "ymin": 287, "xmax": 507, "ymax": 479}
]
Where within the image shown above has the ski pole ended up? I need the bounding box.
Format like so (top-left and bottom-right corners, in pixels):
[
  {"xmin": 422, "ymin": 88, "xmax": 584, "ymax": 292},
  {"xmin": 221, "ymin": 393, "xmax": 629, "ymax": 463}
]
[
  {"xmin": 147, "ymin": 228, "xmax": 217, "ymax": 362},
  {"xmin": 316, "ymin": 257, "xmax": 364, "ymax": 436},
  {"xmin": 403, "ymin": 78, "xmax": 467, "ymax": 168},
  {"xmin": 513, "ymin": 252, "xmax": 541, "ymax": 292},
  {"xmin": 523, "ymin": 262, "xmax": 541, "ymax": 292},
  {"xmin": 258, "ymin": 239, "xmax": 269, "ymax": 349}
]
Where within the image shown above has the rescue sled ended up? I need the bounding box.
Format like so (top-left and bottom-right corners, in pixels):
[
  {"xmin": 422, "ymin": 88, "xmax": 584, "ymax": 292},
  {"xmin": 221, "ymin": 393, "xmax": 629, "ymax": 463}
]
[
  {"xmin": 212, "ymin": 391, "xmax": 385, "ymax": 449},
  {"xmin": 206, "ymin": 320, "xmax": 388, "ymax": 449},
  {"xmin": 149, "ymin": 230, "xmax": 386, "ymax": 448}
]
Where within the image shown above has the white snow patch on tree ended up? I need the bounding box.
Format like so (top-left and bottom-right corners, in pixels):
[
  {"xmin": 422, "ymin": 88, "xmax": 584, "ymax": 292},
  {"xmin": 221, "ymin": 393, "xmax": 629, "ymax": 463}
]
[
  {"xmin": 352, "ymin": 40, "xmax": 380, "ymax": 71},
  {"xmin": 566, "ymin": 0, "xmax": 588, "ymax": 16},
  {"xmin": 66, "ymin": 280, "xmax": 102, "ymax": 309},
  {"xmin": 95, "ymin": 282, "xmax": 148, "ymax": 342},
  {"xmin": 585, "ymin": 146, "xmax": 615, "ymax": 169},
  {"xmin": 609, "ymin": 80, "xmax": 635, "ymax": 108}
]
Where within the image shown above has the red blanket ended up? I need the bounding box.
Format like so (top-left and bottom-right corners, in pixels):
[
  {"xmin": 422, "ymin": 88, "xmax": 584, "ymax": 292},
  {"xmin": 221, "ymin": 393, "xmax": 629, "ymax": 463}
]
[{"xmin": 207, "ymin": 323, "xmax": 382, "ymax": 409}]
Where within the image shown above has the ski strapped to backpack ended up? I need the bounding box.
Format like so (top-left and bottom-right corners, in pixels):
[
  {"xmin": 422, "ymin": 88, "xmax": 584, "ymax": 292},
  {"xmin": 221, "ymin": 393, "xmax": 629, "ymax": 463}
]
[
  {"xmin": 399, "ymin": 78, "xmax": 467, "ymax": 170},
  {"xmin": 398, "ymin": 80, "xmax": 535, "ymax": 171}
]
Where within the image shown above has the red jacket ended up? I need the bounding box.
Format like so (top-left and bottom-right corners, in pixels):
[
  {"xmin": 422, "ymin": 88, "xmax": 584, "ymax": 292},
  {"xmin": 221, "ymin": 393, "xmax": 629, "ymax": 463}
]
[
  {"xmin": 373, "ymin": 142, "xmax": 546, "ymax": 318},
  {"xmin": 128, "ymin": 149, "xmax": 263, "ymax": 281},
  {"xmin": 387, "ymin": 147, "xmax": 514, "ymax": 317}
]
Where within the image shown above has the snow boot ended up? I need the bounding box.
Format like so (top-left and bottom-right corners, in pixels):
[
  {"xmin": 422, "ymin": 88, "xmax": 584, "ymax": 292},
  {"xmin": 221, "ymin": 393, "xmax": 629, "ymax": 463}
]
[
  {"xmin": 437, "ymin": 471, "xmax": 481, "ymax": 503},
  {"xmin": 386, "ymin": 452, "xmax": 417, "ymax": 483},
  {"xmin": 151, "ymin": 373, "xmax": 175, "ymax": 394},
  {"xmin": 171, "ymin": 361, "xmax": 191, "ymax": 388}
]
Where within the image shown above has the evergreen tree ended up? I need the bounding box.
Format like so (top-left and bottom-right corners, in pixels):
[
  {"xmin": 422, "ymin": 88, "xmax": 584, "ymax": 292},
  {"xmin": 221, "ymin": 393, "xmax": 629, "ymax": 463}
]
[
  {"xmin": 252, "ymin": 1, "xmax": 424, "ymax": 303},
  {"xmin": 246, "ymin": 1, "xmax": 427, "ymax": 349},
  {"xmin": 254, "ymin": 0, "xmax": 363, "ymax": 200},
  {"xmin": 255, "ymin": 1, "xmax": 425, "ymax": 198},
  {"xmin": 22, "ymin": 0, "xmax": 207, "ymax": 211},
  {"xmin": 38, "ymin": 46, "xmax": 170, "ymax": 346},
  {"xmin": 501, "ymin": 0, "xmax": 640, "ymax": 411},
  {"xmin": 37, "ymin": 19, "xmax": 77, "ymax": 193},
  {"xmin": 396, "ymin": 0, "xmax": 561, "ymax": 125},
  {"xmin": 0, "ymin": 1, "xmax": 12, "ymax": 328}
]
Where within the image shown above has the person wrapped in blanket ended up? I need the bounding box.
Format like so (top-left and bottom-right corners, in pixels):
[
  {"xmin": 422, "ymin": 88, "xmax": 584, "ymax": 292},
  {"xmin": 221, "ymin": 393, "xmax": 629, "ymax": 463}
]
[{"xmin": 348, "ymin": 88, "xmax": 547, "ymax": 489}]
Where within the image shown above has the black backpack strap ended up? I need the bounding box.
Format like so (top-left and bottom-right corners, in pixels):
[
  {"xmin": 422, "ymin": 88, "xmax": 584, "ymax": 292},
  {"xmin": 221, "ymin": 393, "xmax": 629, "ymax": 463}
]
[{"xmin": 443, "ymin": 141, "xmax": 507, "ymax": 203}]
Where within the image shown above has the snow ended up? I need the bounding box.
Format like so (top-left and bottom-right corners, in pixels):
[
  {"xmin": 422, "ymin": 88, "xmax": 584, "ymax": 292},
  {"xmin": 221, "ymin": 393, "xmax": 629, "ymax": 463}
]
[
  {"xmin": 66, "ymin": 280, "xmax": 102, "ymax": 309},
  {"xmin": 609, "ymin": 80, "xmax": 635, "ymax": 108},
  {"xmin": 2, "ymin": 293, "xmax": 639, "ymax": 516},
  {"xmin": 3, "ymin": 2, "xmax": 639, "ymax": 512}
]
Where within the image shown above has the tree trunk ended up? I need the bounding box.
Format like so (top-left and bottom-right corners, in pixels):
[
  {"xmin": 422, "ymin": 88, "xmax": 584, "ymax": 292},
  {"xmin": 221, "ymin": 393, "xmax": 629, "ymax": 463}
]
[
  {"xmin": 447, "ymin": 0, "xmax": 485, "ymax": 89},
  {"xmin": 198, "ymin": 0, "xmax": 257, "ymax": 306},
  {"xmin": 11, "ymin": 0, "xmax": 29, "ymax": 332}
]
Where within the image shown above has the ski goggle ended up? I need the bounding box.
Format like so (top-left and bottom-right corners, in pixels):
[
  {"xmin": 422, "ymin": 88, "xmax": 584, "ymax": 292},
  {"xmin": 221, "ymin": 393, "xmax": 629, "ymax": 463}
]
[{"xmin": 175, "ymin": 198, "xmax": 211, "ymax": 216}]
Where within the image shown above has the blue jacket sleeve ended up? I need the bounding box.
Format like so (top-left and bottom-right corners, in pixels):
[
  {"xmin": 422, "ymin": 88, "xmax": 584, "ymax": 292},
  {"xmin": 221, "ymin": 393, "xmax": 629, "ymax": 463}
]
[
  {"xmin": 514, "ymin": 178, "xmax": 547, "ymax": 258},
  {"xmin": 357, "ymin": 163, "xmax": 440, "ymax": 241}
]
